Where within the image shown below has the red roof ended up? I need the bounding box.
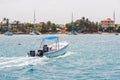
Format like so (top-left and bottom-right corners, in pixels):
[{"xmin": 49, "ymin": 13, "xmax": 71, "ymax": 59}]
[{"xmin": 101, "ymin": 18, "xmax": 114, "ymax": 22}]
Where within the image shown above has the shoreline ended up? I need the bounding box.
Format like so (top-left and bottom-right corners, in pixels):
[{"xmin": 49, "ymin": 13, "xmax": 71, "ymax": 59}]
[{"xmin": 0, "ymin": 32, "xmax": 119, "ymax": 35}]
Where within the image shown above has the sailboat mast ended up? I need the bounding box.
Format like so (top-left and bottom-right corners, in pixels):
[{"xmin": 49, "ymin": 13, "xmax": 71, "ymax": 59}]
[
  {"xmin": 71, "ymin": 12, "xmax": 73, "ymax": 25},
  {"xmin": 113, "ymin": 11, "xmax": 115, "ymax": 25},
  {"xmin": 71, "ymin": 12, "xmax": 75, "ymax": 33},
  {"xmin": 34, "ymin": 10, "xmax": 36, "ymax": 29},
  {"xmin": 71, "ymin": 12, "xmax": 74, "ymax": 31}
]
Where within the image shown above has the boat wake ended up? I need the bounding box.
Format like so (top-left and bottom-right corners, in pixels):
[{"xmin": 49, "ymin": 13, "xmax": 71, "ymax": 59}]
[
  {"xmin": 0, "ymin": 52, "xmax": 74, "ymax": 69},
  {"xmin": 0, "ymin": 56, "xmax": 48, "ymax": 69}
]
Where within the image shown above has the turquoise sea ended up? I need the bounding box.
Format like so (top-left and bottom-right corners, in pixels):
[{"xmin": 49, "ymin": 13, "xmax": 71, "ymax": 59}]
[{"xmin": 0, "ymin": 34, "xmax": 120, "ymax": 80}]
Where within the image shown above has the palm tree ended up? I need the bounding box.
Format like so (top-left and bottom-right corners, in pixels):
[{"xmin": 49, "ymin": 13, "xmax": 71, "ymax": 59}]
[
  {"xmin": 46, "ymin": 21, "xmax": 51, "ymax": 32},
  {"xmin": 51, "ymin": 23, "xmax": 57, "ymax": 32}
]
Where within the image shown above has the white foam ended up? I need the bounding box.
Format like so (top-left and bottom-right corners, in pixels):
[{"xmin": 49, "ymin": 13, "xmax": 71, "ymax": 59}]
[
  {"xmin": 0, "ymin": 52, "xmax": 74, "ymax": 69},
  {"xmin": 0, "ymin": 56, "xmax": 48, "ymax": 69},
  {"xmin": 56, "ymin": 51, "xmax": 74, "ymax": 58}
]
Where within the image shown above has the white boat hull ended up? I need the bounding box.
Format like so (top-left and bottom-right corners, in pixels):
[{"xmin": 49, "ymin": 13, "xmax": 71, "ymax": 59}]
[
  {"xmin": 44, "ymin": 42, "xmax": 68, "ymax": 58},
  {"xmin": 4, "ymin": 31, "xmax": 13, "ymax": 36},
  {"xmin": 30, "ymin": 30, "xmax": 41, "ymax": 35}
]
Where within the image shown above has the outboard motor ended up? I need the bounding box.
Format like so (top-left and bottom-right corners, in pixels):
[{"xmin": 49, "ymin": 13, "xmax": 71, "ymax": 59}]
[
  {"xmin": 29, "ymin": 50, "xmax": 36, "ymax": 57},
  {"xmin": 37, "ymin": 50, "xmax": 43, "ymax": 57}
]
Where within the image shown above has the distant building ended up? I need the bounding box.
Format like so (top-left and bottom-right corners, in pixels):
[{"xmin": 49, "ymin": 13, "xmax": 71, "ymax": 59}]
[
  {"xmin": 11, "ymin": 20, "xmax": 21, "ymax": 27},
  {"xmin": 0, "ymin": 20, "xmax": 7, "ymax": 27},
  {"xmin": 101, "ymin": 18, "xmax": 115, "ymax": 29},
  {"xmin": 39, "ymin": 22, "xmax": 45, "ymax": 26},
  {"xmin": 57, "ymin": 24, "xmax": 65, "ymax": 28}
]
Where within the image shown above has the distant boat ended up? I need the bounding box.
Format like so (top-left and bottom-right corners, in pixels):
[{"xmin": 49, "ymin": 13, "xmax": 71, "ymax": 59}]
[
  {"xmin": 68, "ymin": 12, "xmax": 78, "ymax": 35},
  {"xmin": 72, "ymin": 30, "xmax": 78, "ymax": 35},
  {"xmin": 4, "ymin": 31, "xmax": 13, "ymax": 36},
  {"xmin": 98, "ymin": 31, "xmax": 102, "ymax": 34},
  {"xmin": 68, "ymin": 30, "xmax": 78, "ymax": 35},
  {"xmin": 30, "ymin": 10, "xmax": 41, "ymax": 35},
  {"xmin": 4, "ymin": 24, "xmax": 13, "ymax": 36},
  {"xmin": 115, "ymin": 32, "xmax": 119, "ymax": 35},
  {"xmin": 30, "ymin": 30, "xmax": 41, "ymax": 35},
  {"xmin": 27, "ymin": 36, "xmax": 69, "ymax": 58}
]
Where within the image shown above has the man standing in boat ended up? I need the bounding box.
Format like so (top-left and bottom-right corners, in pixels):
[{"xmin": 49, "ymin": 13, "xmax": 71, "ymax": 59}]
[{"xmin": 43, "ymin": 45, "xmax": 49, "ymax": 52}]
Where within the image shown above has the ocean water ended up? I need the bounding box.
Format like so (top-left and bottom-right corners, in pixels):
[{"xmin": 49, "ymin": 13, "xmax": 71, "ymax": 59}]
[{"xmin": 0, "ymin": 34, "xmax": 120, "ymax": 80}]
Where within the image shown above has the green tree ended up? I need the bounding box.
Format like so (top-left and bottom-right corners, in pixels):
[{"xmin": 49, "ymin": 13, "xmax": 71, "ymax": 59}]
[
  {"xmin": 51, "ymin": 23, "xmax": 57, "ymax": 32},
  {"xmin": 46, "ymin": 21, "xmax": 51, "ymax": 32},
  {"xmin": 12, "ymin": 27, "xmax": 17, "ymax": 33},
  {"xmin": 73, "ymin": 17, "xmax": 100, "ymax": 33},
  {"xmin": 36, "ymin": 26, "xmax": 42, "ymax": 32},
  {"xmin": 6, "ymin": 19, "xmax": 9, "ymax": 26},
  {"xmin": 0, "ymin": 27, "xmax": 4, "ymax": 33},
  {"xmin": 65, "ymin": 23, "xmax": 72, "ymax": 31},
  {"xmin": 41, "ymin": 22, "xmax": 46, "ymax": 33},
  {"xmin": 117, "ymin": 26, "xmax": 120, "ymax": 32},
  {"xmin": 107, "ymin": 26, "xmax": 115, "ymax": 32}
]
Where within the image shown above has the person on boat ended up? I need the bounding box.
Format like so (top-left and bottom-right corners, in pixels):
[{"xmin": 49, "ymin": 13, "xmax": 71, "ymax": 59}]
[{"xmin": 43, "ymin": 45, "xmax": 49, "ymax": 52}]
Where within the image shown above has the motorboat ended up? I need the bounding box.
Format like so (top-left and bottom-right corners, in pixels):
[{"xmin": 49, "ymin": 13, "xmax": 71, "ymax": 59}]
[
  {"xmin": 68, "ymin": 30, "xmax": 78, "ymax": 35},
  {"xmin": 4, "ymin": 31, "xmax": 13, "ymax": 36},
  {"xmin": 4, "ymin": 24, "xmax": 13, "ymax": 36},
  {"xmin": 27, "ymin": 36, "xmax": 69, "ymax": 58},
  {"xmin": 30, "ymin": 30, "xmax": 41, "ymax": 35}
]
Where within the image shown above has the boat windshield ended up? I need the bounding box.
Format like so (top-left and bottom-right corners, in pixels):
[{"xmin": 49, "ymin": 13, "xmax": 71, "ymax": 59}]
[{"xmin": 40, "ymin": 36, "xmax": 59, "ymax": 50}]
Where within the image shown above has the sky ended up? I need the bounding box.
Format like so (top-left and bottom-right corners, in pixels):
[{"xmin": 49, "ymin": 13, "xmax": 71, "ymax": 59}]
[{"xmin": 0, "ymin": 0, "xmax": 120, "ymax": 24}]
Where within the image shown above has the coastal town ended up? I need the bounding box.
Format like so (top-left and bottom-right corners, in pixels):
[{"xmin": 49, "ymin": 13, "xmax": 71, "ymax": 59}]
[{"xmin": 0, "ymin": 17, "xmax": 120, "ymax": 35}]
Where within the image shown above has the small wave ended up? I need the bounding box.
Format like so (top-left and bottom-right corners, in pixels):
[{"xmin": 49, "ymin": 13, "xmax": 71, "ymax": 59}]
[
  {"xmin": 0, "ymin": 56, "xmax": 48, "ymax": 69},
  {"xmin": 56, "ymin": 51, "xmax": 74, "ymax": 58}
]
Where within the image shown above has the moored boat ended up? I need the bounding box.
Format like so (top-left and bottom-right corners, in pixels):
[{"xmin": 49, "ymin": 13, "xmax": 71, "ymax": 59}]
[
  {"xmin": 4, "ymin": 24, "xmax": 13, "ymax": 36},
  {"xmin": 4, "ymin": 31, "xmax": 13, "ymax": 36},
  {"xmin": 30, "ymin": 10, "xmax": 41, "ymax": 35},
  {"xmin": 30, "ymin": 30, "xmax": 41, "ymax": 35}
]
